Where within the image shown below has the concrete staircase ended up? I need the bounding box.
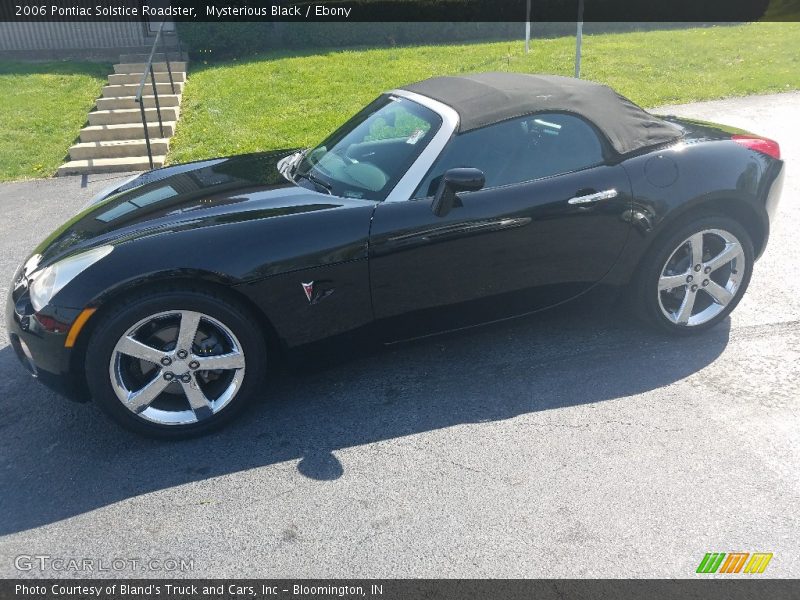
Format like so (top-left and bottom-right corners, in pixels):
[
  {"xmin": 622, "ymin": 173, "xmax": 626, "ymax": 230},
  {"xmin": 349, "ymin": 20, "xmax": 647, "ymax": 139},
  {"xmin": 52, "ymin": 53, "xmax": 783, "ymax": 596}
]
[{"xmin": 58, "ymin": 53, "xmax": 187, "ymax": 176}]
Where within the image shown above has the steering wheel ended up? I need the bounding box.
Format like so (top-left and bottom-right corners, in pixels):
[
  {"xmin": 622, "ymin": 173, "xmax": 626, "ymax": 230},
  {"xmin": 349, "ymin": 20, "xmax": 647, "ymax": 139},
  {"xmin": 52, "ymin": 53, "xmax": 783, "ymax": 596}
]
[
  {"xmin": 317, "ymin": 150, "xmax": 389, "ymax": 192},
  {"xmin": 344, "ymin": 162, "xmax": 388, "ymax": 191},
  {"xmin": 334, "ymin": 146, "xmax": 359, "ymax": 166}
]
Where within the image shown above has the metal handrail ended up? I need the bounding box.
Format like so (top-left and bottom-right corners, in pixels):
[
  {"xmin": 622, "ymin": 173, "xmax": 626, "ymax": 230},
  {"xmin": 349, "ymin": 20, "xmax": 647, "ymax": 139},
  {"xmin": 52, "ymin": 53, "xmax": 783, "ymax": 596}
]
[{"xmin": 134, "ymin": 20, "xmax": 179, "ymax": 169}]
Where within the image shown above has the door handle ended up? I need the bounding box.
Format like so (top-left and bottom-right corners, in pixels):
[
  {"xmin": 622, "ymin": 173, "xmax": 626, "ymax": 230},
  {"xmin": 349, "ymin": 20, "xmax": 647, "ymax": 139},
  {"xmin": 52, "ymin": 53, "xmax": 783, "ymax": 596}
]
[{"xmin": 567, "ymin": 188, "xmax": 618, "ymax": 205}]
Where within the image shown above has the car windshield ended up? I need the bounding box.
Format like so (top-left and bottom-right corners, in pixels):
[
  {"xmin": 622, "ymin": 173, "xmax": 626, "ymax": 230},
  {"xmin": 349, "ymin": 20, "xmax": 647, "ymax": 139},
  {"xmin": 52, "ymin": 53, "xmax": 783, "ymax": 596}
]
[{"xmin": 294, "ymin": 95, "xmax": 442, "ymax": 201}]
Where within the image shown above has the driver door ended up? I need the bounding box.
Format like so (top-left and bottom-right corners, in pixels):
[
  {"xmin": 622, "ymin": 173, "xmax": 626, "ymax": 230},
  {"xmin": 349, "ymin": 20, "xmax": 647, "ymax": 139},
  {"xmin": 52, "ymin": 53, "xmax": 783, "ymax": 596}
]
[{"xmin": 368, "ymin": 112, "xmax": 633, "ymax": 341}]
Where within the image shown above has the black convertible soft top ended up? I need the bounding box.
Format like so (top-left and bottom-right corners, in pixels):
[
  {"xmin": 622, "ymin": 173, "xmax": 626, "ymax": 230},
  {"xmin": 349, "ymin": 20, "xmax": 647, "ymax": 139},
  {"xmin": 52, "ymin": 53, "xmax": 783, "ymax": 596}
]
[{"xmin": 402, "ymin": 72, "xmax": 682, "ymax": 155}]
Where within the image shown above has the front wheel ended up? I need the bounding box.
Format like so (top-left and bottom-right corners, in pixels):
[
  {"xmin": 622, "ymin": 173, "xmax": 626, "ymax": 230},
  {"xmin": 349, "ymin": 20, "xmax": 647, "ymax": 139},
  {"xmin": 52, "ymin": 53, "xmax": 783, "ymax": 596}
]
[
  {"xmin": 85, "ymin": 288, "xmax": 267, "ymax": 439},
  {"xmin": 634, "ymin": 216, "xmax": 754, "ymax": 335}
]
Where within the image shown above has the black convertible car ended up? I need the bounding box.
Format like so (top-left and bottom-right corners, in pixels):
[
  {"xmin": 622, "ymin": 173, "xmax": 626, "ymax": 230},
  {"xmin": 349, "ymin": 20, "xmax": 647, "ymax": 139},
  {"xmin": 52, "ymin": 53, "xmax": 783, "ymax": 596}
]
[{"xmin": 7, "ymin": 73, "xmax": 784, "ymax": 437}]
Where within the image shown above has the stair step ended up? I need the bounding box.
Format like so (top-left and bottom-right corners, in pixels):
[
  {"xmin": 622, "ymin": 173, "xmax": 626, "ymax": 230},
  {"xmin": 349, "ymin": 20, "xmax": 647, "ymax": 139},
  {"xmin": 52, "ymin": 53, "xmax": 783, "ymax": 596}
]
[
  {"xmin": 80, "ymin": 122, "xmax": 176, "ymax": 142},
  {"xmin": 103, "ymin": 82, "xmax": 184, "ymax": 97},
  {"xmin": 119, "ymin": 52, "xmax": 188, "ymax": 63},
  {"xmin": 96, "ymin": 95, "xmax": 181, "ymax": 111},
  {"xmin": 68, "ymin": 138, "xmax": 170, "ymax": 160},
  {"xmin": 114, "ymin": 61, "xmax": 187, "ymax": 74},
  {"xmin": 61, "ymin": 56, "xmax": 188, "ymax": 175},
  {"xmin": 108, "ymin": 71, "xmax": 186, "ymax": 85},
  {"xmin": 96, "ymin": 94, "xmax": 181, "ymax": 110},
  {"xmin": 58, "ymin": 156, "xmax": 166, "ymax": 176},
  {"xmin": 88, "ymin": 106, "xmax": 179, "ymax": 126}
]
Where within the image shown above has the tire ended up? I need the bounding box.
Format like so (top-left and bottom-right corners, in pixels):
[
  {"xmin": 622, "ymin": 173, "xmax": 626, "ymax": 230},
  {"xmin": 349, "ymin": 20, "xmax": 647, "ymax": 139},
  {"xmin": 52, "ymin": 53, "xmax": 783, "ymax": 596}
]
[
  {"xmin": 85, "ymin": 286, "xmax": 267, "ymax": 439},
  {"xmin": 633, "ymin": 215, "xmax": 754, "ymax": 335}
]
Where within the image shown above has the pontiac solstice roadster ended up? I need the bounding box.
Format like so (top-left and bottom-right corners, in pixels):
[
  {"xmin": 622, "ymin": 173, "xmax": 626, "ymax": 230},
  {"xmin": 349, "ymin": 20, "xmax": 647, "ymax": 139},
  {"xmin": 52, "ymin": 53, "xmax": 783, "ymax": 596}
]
[{"xmin": 6, "ymin": 73, "xmax": 784, "ymax": 437}]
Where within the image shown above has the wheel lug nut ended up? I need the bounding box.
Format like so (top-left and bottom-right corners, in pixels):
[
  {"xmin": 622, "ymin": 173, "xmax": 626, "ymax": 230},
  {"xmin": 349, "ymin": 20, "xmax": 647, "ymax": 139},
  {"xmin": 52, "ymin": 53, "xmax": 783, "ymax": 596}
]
[
  {"xmin": 686, "ymin": 275, "xmax": 693, "ymax": 283},
  {"xmin": 691, "ymin": 285, "xmax": 699, "ymax": 292},
  {"xmin": 177, "ymin": 349, "xmax": 188, "ymax": 359},
  {"xmin": 163, "ymin": 372, "xmax": 174, "ymax": 381},
  {"xmin": 702, "ymin": 279, "xmax": 709, "ymax": 286},
  {"xmin": 694, "ymin": 264, "xmax": 702, "ymax": 272},
  {"xmin": 189, "ymin": 360, "xmax": 200, "ymax": 370},
  {"xmin": 181, "ymin": 374, "xmax": 192, "ymax": 383},
  {"xmin": 704, "ymin": 266, "xmax": 711, "ymax": 274},
  {"xmin": 160, "ymin": 356, "xmax": 172, "ymax": 366}
]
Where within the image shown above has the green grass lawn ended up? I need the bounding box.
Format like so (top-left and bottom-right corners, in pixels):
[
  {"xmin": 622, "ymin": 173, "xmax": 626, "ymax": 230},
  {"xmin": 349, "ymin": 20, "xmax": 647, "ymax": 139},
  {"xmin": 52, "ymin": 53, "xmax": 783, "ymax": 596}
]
[
  {"xmin": 169, "ymin": 22, "xmax": 800, "ymax": 164},
  {"xmin": 0, "ymin": 61, "xmax": 109, "ymax": 181},
  {"xmin": 0, "ymin": 23, "xmax": 797, "ymax": 181}
]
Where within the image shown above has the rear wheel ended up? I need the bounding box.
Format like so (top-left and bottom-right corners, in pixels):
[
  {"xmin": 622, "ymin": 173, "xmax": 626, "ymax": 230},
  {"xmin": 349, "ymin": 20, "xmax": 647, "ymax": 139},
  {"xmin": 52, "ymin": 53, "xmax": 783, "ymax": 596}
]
[
  {"xmin": 635, "ymin": 215, "xmax": 754, "ymax": 334},
  {"xmin": 86, "ymin": 288, "xmax": 267, "ymax": 438}
]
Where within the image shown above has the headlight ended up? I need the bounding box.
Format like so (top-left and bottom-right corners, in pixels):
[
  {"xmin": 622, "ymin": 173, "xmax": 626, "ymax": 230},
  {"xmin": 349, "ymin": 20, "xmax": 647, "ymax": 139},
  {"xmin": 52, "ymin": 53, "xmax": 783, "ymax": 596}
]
[
  {"xmin": 13, "ymin": 254, "xmax": 42, "ymax": 289},
  {"xmin": 29, "ymin": 246, "xmax": 114, "ymax": 312}
]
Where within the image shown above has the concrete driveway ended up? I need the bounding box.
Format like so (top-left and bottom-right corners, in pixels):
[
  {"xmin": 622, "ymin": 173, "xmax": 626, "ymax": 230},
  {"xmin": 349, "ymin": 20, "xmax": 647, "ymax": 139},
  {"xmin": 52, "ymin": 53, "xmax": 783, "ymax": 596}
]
[{"xmin": 1, "ymin": 92, "xmax": 798, "ymax": 578}]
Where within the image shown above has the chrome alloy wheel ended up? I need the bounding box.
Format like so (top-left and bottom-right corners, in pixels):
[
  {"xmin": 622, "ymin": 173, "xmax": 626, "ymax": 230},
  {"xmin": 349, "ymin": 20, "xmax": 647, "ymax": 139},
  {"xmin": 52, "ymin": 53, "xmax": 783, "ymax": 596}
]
[
  {"xmin": 109, "ymin": 310, "xmax": 246, "ymax": 425},
  {"xmin": 657, "ymin": 228, "xmax": 746, "ymax": 327}
]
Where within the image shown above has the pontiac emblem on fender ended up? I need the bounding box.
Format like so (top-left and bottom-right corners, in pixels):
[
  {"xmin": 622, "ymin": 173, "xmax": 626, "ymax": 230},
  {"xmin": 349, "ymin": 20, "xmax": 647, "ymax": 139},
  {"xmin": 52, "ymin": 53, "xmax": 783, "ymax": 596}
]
[{"xmin": 301, "ymin": 282, "xmax": 314, "ymax": 303}]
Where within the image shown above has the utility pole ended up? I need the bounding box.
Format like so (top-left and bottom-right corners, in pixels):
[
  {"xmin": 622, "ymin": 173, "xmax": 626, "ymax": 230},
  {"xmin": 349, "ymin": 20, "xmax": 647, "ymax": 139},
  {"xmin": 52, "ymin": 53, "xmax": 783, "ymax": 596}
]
[
  {"xmin": 525, "ymin": 0, "xmax": 531, "ymax": 54},
  {"xmin": 575, "ymin": 0, "xmax": 584, "ymax": 78}
]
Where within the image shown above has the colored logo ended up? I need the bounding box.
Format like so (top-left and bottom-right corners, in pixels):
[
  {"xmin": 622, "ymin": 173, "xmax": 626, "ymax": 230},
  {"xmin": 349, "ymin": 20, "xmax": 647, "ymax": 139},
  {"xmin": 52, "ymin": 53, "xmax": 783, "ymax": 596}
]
[
  {"xmin": 301, "ymin": 281, "xmax": 315, "ymax": 303},
  {"xmin": 696, "ymin": 552, "xmax": 773, "ymax": 574}
]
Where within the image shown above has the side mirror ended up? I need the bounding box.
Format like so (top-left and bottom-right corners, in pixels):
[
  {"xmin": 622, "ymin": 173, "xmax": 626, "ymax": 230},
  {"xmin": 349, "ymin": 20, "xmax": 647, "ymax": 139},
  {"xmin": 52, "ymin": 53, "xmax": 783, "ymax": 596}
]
[{"xmin": 431, "ymin": 168, "xmax": 485, "ymax": 217}]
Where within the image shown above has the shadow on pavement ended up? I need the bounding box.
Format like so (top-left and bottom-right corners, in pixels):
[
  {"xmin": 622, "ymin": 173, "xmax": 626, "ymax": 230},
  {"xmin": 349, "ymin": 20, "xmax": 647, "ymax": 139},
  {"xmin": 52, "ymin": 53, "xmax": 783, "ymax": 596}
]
[{"xmin": 0, "ymin": 294, "xmax": 731, "ymax": 534}]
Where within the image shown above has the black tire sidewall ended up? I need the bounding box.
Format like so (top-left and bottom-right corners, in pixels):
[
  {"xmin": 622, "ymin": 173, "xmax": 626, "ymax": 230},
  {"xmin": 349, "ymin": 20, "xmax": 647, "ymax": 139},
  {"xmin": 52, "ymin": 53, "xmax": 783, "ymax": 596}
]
[
  {"xmin": 637, "ymin": 215, "xmax": 754, "ymax": 335},
  {"xmin": 85, "ymin": 289, "xmax": 267, "ymax": 439}
]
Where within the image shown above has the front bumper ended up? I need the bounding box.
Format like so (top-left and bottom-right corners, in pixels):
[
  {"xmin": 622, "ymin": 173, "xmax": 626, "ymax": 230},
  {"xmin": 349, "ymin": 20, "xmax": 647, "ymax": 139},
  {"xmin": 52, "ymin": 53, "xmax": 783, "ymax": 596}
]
[{"xmin": 5, "ymin": 272, "xmax": 89, "ymax": 402}]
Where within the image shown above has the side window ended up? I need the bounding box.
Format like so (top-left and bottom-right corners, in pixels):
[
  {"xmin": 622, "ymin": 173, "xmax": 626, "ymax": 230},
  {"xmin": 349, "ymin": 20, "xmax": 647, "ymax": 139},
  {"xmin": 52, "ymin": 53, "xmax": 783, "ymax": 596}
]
[{"xmin": 415, "ymin": 112, "xmax": 606, "ymax": 198}]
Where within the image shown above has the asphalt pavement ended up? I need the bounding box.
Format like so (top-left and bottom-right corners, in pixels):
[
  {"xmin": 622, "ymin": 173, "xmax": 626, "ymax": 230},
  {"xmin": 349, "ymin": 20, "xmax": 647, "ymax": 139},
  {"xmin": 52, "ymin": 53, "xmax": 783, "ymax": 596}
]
[{"xmin": 0, "ymin": 92, "xmax": 798, "ymax": 578}]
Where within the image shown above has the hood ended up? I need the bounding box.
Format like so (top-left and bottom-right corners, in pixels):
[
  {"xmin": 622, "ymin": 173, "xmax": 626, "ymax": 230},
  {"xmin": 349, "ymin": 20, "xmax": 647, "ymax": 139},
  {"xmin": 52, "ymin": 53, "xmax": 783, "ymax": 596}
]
[{"xmin": 33, "ymin": 150, "xmax": 340, "ymax": 266}]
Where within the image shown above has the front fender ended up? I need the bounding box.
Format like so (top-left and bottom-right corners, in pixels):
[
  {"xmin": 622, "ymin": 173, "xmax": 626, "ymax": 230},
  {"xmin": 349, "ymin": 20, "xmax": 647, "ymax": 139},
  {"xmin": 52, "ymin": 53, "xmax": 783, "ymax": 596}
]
[{"xmin": 49, "ymin": 200, "xmax": 375, "ymax": 312}]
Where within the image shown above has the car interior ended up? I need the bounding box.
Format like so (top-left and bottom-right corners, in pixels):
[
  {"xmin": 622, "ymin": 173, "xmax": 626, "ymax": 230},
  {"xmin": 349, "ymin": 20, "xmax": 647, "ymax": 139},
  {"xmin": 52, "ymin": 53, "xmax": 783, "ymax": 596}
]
[{"xmin": 418, "ymin": 112, "xmax": 606, "ymax": 197}]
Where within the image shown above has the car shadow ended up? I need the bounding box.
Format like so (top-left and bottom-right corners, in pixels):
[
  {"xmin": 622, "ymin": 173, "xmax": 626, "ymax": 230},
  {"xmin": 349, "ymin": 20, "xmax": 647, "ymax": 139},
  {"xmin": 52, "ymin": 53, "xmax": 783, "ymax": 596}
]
[{"xmin": 0, "ymin": 292, "xmax": 731, "ymax": 535}]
